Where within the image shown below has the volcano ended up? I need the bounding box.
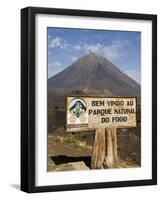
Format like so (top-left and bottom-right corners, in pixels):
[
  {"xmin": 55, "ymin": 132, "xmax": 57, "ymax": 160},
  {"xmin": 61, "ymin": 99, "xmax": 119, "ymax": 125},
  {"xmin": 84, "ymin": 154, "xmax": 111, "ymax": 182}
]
[{"xmin": 48, "ymin": 52, "xmax": 140, "ymax": 97}]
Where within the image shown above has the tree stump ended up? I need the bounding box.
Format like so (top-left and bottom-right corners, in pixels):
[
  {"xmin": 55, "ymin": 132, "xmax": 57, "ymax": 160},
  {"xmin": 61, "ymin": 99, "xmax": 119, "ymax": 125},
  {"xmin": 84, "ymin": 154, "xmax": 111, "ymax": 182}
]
[{"xmin": 91, "ymin": 127, "xmax": 118, "ymax": 169}]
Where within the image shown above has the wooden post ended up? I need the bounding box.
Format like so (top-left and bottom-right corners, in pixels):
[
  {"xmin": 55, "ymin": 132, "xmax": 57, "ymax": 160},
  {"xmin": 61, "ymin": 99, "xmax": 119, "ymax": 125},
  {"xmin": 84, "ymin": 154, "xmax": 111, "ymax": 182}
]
[
  {"xmin": 91, "ymin": 127, "xmax": 118, "ymax": 169},
  {"xmin": 91, "ymin": 128, "xmax": 106, "ymax": 169},
  {"xmin": 112, "ymin": 127, "xmax": 118, "ymax": 163},
  {"xmin": 104, "ymin": 127, "xmax": 118, "ymax": 168}
]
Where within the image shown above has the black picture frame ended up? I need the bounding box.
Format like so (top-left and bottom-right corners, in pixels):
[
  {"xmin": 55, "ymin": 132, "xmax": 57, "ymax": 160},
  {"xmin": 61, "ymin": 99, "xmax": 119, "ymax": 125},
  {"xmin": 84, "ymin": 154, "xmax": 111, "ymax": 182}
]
[{"xmin": 21, "ymin": 6, "xmax": 157, "ymax": 193}]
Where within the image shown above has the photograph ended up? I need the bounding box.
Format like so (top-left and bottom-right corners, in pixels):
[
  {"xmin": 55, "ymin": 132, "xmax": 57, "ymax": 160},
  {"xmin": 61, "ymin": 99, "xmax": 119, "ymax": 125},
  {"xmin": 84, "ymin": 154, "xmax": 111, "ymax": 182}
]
[{"xmin": 47, "ymin": 28, "xmax": 141, "ymax": 172}]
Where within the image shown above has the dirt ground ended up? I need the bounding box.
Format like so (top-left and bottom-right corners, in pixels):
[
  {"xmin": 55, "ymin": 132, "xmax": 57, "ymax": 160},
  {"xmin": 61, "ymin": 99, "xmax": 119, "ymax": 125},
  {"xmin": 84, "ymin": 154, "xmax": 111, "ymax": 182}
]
[{"xmin": 47, "ymin": 128, "xmax": 140, "ymax": 172}]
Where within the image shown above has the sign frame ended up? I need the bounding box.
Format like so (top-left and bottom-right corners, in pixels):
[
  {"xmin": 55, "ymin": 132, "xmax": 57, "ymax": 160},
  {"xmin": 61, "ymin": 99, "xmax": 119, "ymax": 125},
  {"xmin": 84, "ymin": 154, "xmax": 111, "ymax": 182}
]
[{"xmin": 66, "ymin": 96, "xmax": 137, "ymax": 132}]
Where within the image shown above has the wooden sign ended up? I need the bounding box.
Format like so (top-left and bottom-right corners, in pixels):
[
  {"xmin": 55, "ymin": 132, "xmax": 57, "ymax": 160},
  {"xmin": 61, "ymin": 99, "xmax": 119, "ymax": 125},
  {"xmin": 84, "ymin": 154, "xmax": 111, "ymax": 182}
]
[{"xmin": 66, "ymin": 96, "xmax": 136, "ymax": 132}]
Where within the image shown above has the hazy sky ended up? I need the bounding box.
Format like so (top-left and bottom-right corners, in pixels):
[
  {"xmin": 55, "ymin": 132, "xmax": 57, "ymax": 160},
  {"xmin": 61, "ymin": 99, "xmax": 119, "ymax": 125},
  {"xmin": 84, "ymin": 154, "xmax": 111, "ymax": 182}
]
[{"xmin": 48, "ymin": 28, "xmax": 141, "ymax": 83}]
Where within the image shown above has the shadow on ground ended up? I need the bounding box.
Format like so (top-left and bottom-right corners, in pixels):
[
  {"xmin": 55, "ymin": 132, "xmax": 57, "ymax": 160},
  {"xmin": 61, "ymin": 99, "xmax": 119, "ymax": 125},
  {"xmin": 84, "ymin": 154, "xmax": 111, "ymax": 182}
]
[
  {"xmin": 9, "ymin": 184, "xmax": 20, "ymax": 191},
  {"xmin": 51, "ymin": 155, "xmax": 91, "ymax": 168}
]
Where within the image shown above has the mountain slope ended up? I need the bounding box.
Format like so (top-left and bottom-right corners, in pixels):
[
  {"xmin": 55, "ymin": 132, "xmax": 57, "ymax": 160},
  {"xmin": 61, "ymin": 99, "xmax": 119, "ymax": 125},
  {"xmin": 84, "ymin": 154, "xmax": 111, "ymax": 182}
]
[{"xmin": 48, "ymin": 52, "xmax": 140, "ymax": 97}]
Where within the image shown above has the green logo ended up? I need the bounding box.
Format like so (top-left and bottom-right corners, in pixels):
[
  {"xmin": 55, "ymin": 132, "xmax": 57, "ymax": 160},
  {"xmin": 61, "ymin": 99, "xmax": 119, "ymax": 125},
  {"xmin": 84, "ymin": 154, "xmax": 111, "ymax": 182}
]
[{"xmin": 69, "ymin": 98, "xmax": 87, "ymax": 118}]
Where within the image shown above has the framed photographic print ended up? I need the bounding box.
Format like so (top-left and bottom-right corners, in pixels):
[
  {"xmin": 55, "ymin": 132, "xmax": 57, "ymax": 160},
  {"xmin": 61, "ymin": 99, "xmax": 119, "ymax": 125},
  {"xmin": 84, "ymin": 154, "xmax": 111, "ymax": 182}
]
[{"xmin": 21, "ymin": 7, "xmax": 157, "ymax": 193}]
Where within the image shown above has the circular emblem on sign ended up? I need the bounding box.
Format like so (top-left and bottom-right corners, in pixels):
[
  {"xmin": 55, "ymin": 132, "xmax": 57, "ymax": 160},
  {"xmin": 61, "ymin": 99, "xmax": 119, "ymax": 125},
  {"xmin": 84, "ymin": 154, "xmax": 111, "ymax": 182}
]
[{"xmin": 69, "ymin": 98, "xmax": 87, "ymax": 118}]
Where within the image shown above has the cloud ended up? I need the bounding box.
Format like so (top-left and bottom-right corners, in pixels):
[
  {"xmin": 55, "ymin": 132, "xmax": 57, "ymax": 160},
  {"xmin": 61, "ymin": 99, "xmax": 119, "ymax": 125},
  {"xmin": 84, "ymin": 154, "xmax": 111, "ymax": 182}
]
[
  {"xmin": 101, "ymin": 40, "xmax": 125, "ymax": 60},
  {"xmin": 84, "ymin": 43, "xmax": 103, "ymax": 52},
  {"xmin": 75, "ymin": 45, "xmax": 81, "ymax": 50},
  {"xmin": 49, "ymin": 37, "xmax": 68, "ymax": 49},
  {"xmin": 124, "ymin": 69, "xmax": 141, "ymax": 83},
  {"xmin": 48, "ymin": 61, "xmax": 61, "ymax": 68},
  {"xmin": 71, "ymin": 56, "xmax": 77, "ymax": 62},
  {"xmin": 48, "ymin": 61, "xmax": 63, "ymax": 78},
  {"xmin": 74, "ymin": 40, "xmax": 128, "ymax": 61}
]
